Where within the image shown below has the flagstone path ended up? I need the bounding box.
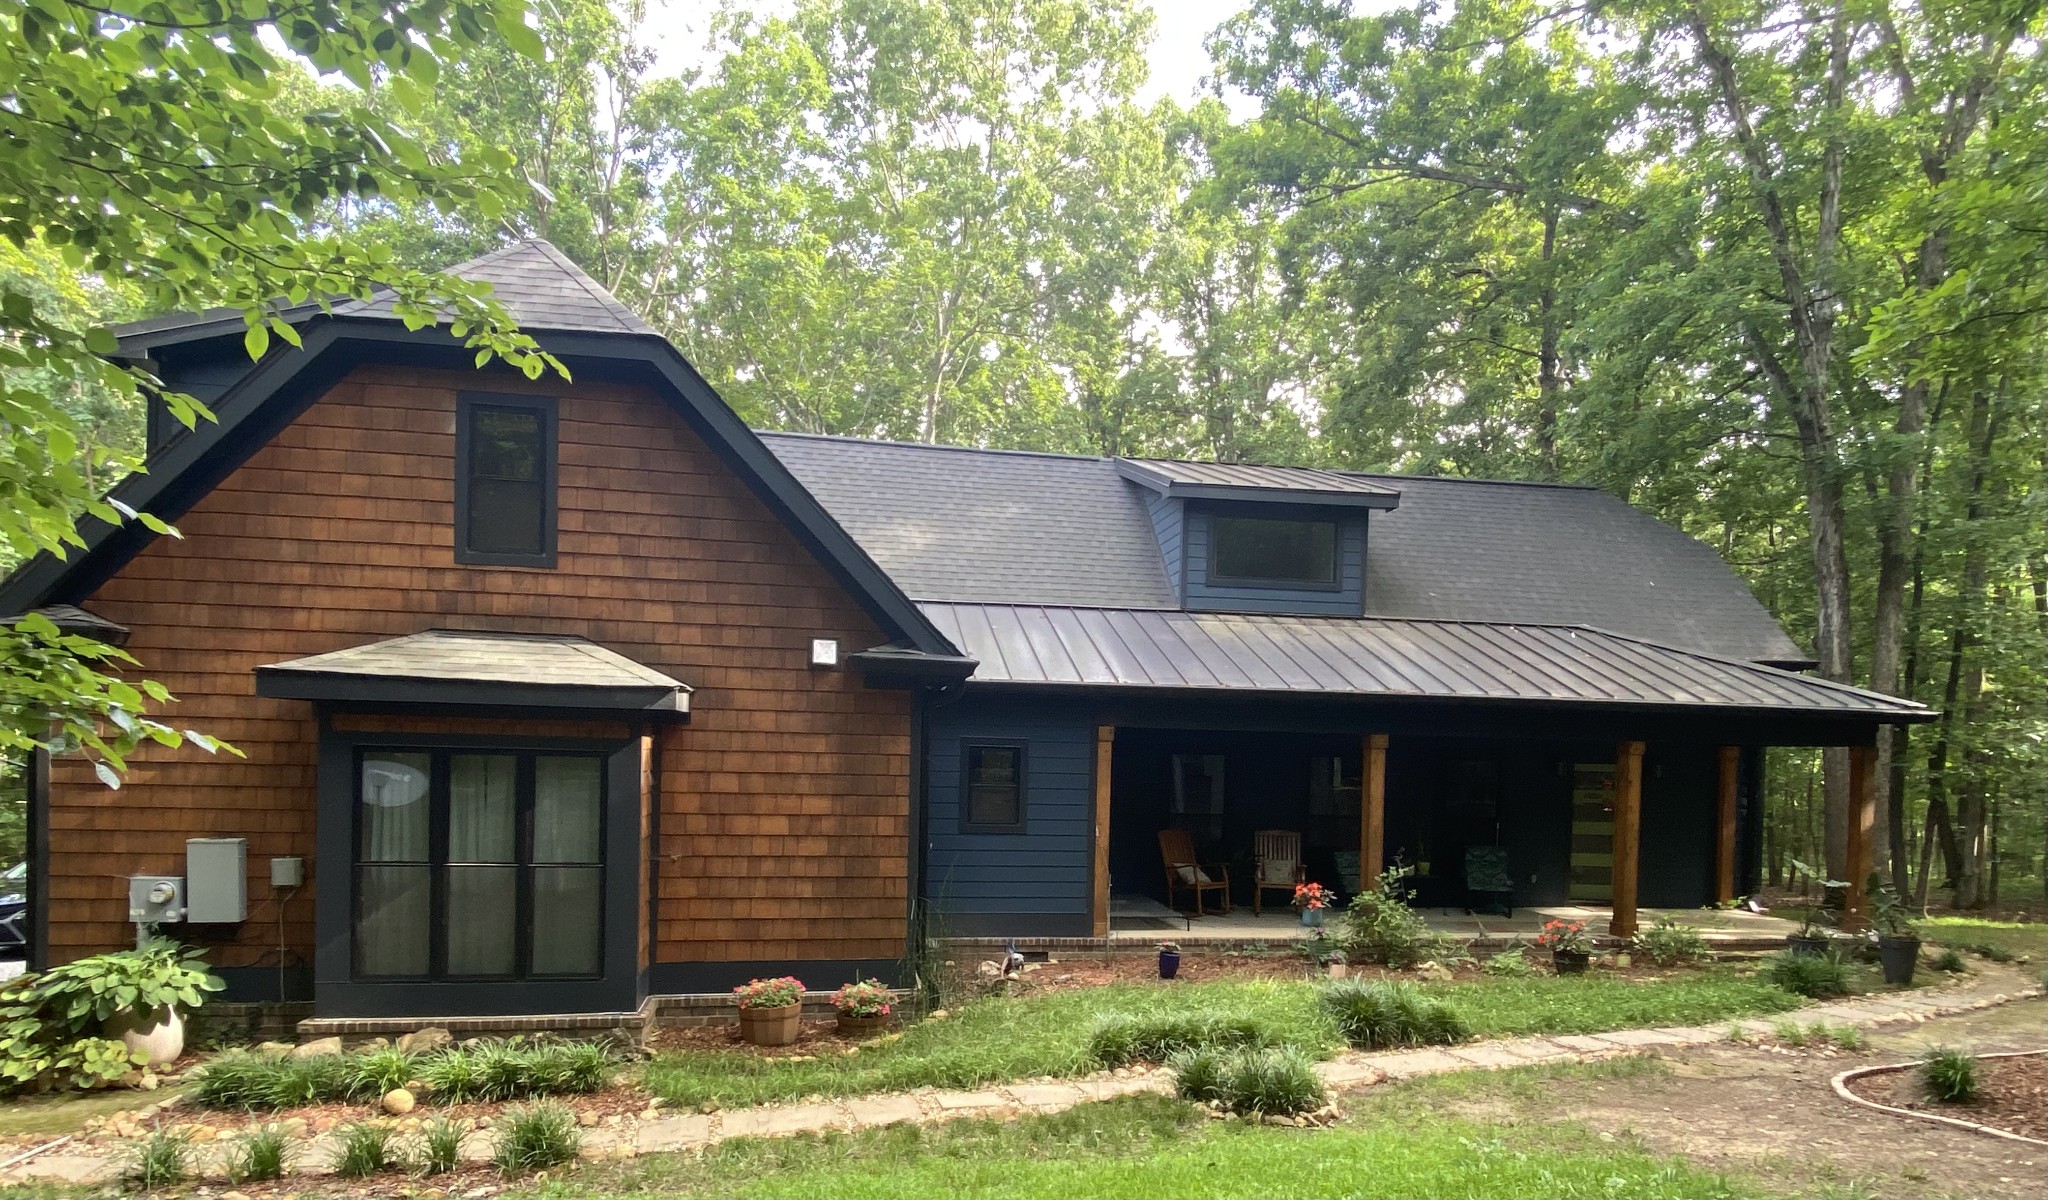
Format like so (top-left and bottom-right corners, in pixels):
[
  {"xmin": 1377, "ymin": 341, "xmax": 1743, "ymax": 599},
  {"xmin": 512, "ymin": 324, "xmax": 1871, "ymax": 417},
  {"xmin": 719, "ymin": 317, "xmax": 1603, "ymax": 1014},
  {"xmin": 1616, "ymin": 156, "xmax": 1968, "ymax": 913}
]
[{"xmin": 7, "ymin": 964, "xmax": 2038, "ymax": 1187}]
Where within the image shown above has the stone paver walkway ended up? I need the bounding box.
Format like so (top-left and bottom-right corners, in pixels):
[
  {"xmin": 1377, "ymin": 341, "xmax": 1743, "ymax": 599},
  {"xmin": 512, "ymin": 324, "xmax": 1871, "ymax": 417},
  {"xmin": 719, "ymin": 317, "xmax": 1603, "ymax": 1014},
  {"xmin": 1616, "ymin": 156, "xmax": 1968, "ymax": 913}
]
[{"xmin": 6, "ymin": 965, "xmax": 2037, "ymax": 1187}]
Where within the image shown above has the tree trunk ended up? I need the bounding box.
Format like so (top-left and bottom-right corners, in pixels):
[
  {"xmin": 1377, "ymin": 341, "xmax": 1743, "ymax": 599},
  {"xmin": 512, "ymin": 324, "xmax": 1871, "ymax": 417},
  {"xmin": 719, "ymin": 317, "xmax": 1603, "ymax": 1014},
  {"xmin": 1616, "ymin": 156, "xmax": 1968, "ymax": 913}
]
[
  {"xmin": 1940, "ymin": 374, "xmax": 2002, "ymax": 908},
  {"xmin": 1535, "ymin": 208, "xmax": 1561, "ymax": 480}
]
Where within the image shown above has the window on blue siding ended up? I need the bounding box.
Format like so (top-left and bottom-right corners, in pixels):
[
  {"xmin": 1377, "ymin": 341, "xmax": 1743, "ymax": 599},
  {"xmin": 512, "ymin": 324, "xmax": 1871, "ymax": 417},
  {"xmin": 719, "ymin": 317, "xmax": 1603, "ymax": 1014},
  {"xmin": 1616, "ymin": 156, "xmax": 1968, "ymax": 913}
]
[
  {"xmin": 961, "ymin": 742, "xmax": 1025, "ymax": 833},
  {"xmin": 1211, "ymin": 516, "xmax": 1337, "ymax": 588}
]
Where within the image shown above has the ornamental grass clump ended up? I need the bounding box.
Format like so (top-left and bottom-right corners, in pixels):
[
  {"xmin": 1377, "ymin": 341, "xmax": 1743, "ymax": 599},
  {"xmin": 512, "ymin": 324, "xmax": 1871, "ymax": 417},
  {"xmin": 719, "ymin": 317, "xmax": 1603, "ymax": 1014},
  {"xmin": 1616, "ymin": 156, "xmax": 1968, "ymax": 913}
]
[
  {"xmin": 419, "ymin": 1117, "xmax": 466, "ymax": 1175},
  {"xmin": 1764, "ymin": 949, "xmax": 1853, "ymax": 999},
  {"xmin": 1922, "ymin": 1046, "xmax": 1978, "ymax": 1104},
  {"xmin": 343, "ymin": 1047, "xmax": 421, "ymax": 1100},
  {"xmin": 1087, "ymin": 1012, "xmax": 1279, "ymax": 1067},
  {"xmin": 224, "ymin": 1124, "xmax": 293, "ymax": 1183},
  {"xmin": 331, "ymin": 1121, "xmax": 402, "ymax": 1178},
  {"xmin": 1171, "ymin": 1046, "xmax": 1325, "ymax": 1117},
  {"xmin": 193, "ymin": 1038, "xmax": 616, "ymax": 1111},
  {"xmin": 1318, "ymin": 980, "xmax": 1470, "ymax": 1050},
  {"xmin": 125, "ymin": 1127, "xmax": 192, "ymax": 1191},
  {"xmin": 492, "ymin": 1102, "xmax": 581, "ymax": 1174}
]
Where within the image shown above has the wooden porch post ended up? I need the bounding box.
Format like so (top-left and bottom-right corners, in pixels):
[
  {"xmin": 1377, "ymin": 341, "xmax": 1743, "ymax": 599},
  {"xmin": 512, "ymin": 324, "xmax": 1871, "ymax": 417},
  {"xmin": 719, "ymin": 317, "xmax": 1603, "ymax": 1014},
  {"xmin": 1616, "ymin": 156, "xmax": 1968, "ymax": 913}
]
[
  {"xmin": 1092, "ymin": 726, "xmax": 1114, "ymax": 938},
  {"xmin": 1842, "ymin": 743, "xmax": 1877, "ymax": 933},
  {"xmin": 1362, "ymin": 733, "xmax": 1388, "ymax": 888},
  {"xmin": 1609, "ymin": 741, "xmax": 1644, "ymax": 939},
  {"xmin": 1715, "ymin": 746, "xmax": 1740, "ymax": 905}
]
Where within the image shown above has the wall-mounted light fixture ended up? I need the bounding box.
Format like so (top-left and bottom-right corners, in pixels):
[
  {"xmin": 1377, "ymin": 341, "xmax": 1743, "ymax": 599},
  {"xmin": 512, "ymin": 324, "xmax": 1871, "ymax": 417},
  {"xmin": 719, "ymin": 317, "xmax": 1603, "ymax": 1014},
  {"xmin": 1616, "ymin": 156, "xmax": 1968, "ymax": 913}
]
[{"xmin": 809, "ymin": 638, "xmax": 840, "ymax": 669}]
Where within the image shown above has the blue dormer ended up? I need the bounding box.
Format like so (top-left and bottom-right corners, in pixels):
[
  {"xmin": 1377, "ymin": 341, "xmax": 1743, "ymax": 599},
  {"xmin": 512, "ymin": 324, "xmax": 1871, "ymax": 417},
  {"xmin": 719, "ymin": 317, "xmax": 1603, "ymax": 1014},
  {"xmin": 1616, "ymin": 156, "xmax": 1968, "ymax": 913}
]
[{"xmin": 1116, "ymin": 460, "xmax": 1400, "ymax": 616}]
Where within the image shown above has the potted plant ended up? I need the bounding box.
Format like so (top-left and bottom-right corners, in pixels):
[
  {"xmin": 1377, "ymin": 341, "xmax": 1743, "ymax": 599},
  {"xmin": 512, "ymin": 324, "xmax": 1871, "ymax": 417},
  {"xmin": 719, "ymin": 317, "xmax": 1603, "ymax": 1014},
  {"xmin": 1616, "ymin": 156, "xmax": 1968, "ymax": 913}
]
[
  {"xmin": 1293, "ymin": 881, "xmax": 1332, "ymax": 928},
  {"xmin": 1872, "ymin": 884, "xmax": 1919, "ymax": 985},
  {"xmin": 733, "ymin": 976, "xmax": 806, "ymax": 1046},
  {"xmin": 1536, "ymin": 919, "xmax": 1593, "ymax": 974},
  {"xmin": 29, "ymin": 940, "xmax": 222, "ymax": 1066},
  {"xmin": 1157, "ymin": 941, "xmax": 1181, "ymax": 980},
  {"xmin": 1785, "ymin": 859, "xmax": 1843, "ymax": 956},
  {"xmin": 831, "ymin": 979, "xmax": 894, "ymax": 1037}
]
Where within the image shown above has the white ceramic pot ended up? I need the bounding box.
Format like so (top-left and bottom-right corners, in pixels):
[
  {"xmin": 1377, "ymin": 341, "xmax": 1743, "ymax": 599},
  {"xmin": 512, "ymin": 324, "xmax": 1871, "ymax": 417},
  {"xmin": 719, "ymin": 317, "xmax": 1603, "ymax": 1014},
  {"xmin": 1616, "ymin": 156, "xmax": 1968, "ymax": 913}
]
[{"xmin": 104, "ymin": 1006, "xmax": 185, "ymax": 1067}]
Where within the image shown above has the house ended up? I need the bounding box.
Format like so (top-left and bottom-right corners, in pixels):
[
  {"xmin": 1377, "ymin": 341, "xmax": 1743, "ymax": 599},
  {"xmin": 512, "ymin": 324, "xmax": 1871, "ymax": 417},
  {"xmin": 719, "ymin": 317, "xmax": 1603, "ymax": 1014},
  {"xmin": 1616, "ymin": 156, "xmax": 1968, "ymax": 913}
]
[{"xmin": 2, "ymin": 241, "xmax": 1928, "ymax": 1025}]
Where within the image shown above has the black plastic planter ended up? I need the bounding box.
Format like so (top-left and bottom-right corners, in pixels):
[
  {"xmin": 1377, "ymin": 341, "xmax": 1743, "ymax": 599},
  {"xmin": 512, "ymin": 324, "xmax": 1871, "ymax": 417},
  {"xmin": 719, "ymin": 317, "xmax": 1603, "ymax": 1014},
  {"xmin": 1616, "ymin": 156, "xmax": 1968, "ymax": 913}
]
[
  {"xmin": 1878, "ymin": 935, "xmax": 1919, "ymax": 985},
  {"xmin": 1787, "ymin": 935, "xmax": 1831, "ymax": 958},
  {"xmin": 1552, "ymin": 949, "xmax": 1589, "ymax": 975}
]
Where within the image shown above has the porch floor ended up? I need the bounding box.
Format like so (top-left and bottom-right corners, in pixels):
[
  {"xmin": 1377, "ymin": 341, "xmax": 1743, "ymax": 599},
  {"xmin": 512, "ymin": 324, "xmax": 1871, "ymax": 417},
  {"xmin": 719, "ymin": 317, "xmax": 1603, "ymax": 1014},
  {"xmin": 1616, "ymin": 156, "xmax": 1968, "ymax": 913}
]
[{"xmin": 1092, "ymin": 892, "xmax": 1799, "ymax": 948}]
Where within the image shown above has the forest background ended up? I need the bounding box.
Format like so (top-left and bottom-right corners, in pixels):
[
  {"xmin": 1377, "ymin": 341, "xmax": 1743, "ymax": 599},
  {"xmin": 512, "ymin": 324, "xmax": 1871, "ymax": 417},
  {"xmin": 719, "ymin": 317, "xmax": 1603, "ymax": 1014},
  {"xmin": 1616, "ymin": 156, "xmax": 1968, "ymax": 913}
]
[{"xmin": 3, "ymin": 0, "xmax": 2041, "ymax": 912}]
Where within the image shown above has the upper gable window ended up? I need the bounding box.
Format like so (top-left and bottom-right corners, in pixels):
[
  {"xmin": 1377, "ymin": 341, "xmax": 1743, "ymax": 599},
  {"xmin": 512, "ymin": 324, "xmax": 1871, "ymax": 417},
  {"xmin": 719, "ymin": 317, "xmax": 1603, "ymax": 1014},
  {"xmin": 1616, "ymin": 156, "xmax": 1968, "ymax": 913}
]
[
  {"xmin": 455, "ymin": 393, "xmax": 556, "ymax": 567},
  {"xmin": 1211, "ymin": 515, "xmax": 1337, "ymax": 589}
]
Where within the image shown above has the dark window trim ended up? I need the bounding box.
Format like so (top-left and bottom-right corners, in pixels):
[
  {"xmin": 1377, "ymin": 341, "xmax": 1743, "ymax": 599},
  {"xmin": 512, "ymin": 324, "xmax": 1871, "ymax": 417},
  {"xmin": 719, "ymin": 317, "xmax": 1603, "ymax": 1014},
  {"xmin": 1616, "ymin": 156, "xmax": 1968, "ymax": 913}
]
[
  {"xmin": 958, "ymin": 739, "xmax": 1028, "ymax": 835},
  {"xmin": 350, "ymin": 743, "xmax": 607, "ymax": 984},
  {"xmin": 1206, "ymin": 513, "xmax": 1343, "ymax": 593},
  {"xmin": 454, "ymin": 391, "xmax": 558, "ymax": 568}
]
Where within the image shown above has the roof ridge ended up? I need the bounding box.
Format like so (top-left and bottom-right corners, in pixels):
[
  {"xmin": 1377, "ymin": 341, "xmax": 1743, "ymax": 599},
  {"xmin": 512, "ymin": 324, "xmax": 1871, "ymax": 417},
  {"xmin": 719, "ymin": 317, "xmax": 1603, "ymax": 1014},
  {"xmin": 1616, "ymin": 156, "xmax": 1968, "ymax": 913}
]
[
  {"xmin": 521, "ymin": 239, "xmax": 654, "ymax": 331},
  {"xmin": 1337, "ymin": 469, "xmax": 1603, "ymax": 492},
  {"xmin": 757, "ymin": 429, "xmax": 1113, "ymax": 464}
]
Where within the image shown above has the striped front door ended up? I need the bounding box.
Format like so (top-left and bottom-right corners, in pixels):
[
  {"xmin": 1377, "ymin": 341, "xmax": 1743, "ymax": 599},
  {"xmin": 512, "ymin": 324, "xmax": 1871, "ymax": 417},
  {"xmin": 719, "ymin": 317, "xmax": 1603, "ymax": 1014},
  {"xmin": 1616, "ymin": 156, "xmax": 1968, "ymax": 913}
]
[{"xmin": 1568, "ymin": 763, "xmax": 1616, "ymax": 902}]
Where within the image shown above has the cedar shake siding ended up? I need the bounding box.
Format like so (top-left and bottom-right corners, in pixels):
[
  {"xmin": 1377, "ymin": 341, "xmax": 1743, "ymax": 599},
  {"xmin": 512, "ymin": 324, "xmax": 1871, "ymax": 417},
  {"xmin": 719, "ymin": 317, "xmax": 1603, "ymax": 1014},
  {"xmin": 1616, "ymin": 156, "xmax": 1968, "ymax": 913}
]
[{"xmin": 45, "ymin": 363, "xmax": 910, "ymax": 974}]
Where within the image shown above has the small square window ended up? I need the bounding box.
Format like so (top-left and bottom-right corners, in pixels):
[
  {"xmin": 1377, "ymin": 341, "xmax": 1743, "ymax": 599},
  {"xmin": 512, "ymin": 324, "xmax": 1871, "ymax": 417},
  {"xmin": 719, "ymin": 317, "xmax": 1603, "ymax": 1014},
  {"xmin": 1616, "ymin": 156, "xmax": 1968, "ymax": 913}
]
[
  {"xmin": 456, "ymin": 393, "xmax": 556, "ymax": 566},
  {"xmin": 961, "ymin": 742, "xmax": 1025, "ymax": 833}
]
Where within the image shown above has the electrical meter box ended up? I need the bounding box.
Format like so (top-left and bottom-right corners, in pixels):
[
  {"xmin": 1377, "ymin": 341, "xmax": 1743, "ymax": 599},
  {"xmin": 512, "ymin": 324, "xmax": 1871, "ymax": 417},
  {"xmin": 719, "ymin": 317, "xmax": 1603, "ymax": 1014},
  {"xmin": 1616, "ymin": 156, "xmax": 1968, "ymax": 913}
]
[
  {"xmin": 185, "ymin": 838, "xmax": 248, "ymax": 923},
  {"xmin": 128, "ymin": 875, "xmax": 186, "ymax": 924}
]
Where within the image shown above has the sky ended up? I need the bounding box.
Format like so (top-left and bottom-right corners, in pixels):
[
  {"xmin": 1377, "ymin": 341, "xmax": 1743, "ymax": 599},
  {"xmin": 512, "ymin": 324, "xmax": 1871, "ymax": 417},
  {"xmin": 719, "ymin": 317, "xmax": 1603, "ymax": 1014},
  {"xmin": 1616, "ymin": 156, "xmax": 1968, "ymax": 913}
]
[{"xmin": 639, "ymin": 0, "xmax": 1264, "ymax": 111}]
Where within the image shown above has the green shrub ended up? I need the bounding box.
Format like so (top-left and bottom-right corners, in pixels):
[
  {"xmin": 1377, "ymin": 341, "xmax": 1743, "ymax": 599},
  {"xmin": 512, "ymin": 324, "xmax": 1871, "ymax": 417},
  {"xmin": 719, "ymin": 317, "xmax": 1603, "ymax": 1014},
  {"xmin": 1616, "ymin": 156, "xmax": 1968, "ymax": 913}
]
[
  {"xmin": 1764, "ymin": 950, "xmax": 1852, "ymax": 999},
  {"xmin": 1318, "ymin": 980, "xmax": 1470, "ymax": 1050},
  {"xmin": 493, "ymin": 1102, "xmax": 581, "ymax": 1174},
  {"xmin": 268, "ymin": 1053, "xmax": 350, "ymax": 1108},
  {"xmin": 1088, "ymin": 1013, "xmax": 1279, "ymax": 1067},
  {"xmin": 1934, "ymin": 948, "xmax": 1966, "ymax": 973},
  {"xmin": 419, "ymin": 1044, "xmax": 491, "ymax": 1103},
  {"xmin": 332, "ymin": 1121, "xmax": 402, "ymax": 1177},
  {"xmin": 420, "ymin": 1117, "xmax": 467, "ymax": 1175},
  {"xmin": 1482, "ymin": 948, "xmax": 1536, "ymax": 977},
  {"xmin": 1922, "ymin": 1046, "xmax": 1978, "ymax": 1103},
  {"xmin": 125, "ymin": 1126, "xmax": 192, "ymax": 1190},
  {"xmin": 523, "ymin": 1041, "xmax": 614, "ymax": 1095},
  {"xmin": 1633, "ymin": 918, "xmax": 1709, "ymax": 967},
  {"xmin": 225, "ymin": 1124, "xmax": 292, "ymax": 1183},
  {"xmin": 1336, "ymin": 865, "xmax": 1448, "ymax": 968},
  {"xmin": 0, "ymin": 940, "xmax": 221, "ymax": 1094},
  {"xmin": 344, "ymin": 1047, "xmax": 421, "ymax": 1100}
]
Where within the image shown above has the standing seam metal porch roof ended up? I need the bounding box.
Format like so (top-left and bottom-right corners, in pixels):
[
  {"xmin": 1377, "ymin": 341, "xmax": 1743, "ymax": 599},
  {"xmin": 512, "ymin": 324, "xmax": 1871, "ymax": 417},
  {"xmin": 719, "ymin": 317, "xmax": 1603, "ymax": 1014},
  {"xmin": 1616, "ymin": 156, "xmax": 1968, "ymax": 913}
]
[{"xmin": 919, "ymin": 602, "xmax": 1930, "ymax": 718}]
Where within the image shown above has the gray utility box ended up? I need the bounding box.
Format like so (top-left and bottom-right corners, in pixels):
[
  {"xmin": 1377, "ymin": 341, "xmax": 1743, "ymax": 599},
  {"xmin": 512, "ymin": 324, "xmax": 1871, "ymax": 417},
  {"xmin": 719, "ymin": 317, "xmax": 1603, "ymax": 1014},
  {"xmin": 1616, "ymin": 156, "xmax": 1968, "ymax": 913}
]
[
  {"xmin": 128, "ymin": 876, "xmax": 186, "ymax": 924},
  {"xmin": 185, "ymin": 838, "xmax": 248, "ymax": 923}
]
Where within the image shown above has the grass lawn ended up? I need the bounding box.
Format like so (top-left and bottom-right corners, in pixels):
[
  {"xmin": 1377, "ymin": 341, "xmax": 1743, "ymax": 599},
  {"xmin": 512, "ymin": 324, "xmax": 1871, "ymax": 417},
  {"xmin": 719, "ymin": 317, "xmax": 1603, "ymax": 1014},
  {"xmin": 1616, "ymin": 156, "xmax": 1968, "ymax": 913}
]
[
  {"xmin": 642, "ymin": 968, "xmax": 1803, "ymax": 1108},
  {"xmin": 1920, "ymin": 916, "xmax": 2045, "ymax": 961},
  {"xmin": 519, "ymin": 1091, "xmax": 1750, "ymax": 1200}
]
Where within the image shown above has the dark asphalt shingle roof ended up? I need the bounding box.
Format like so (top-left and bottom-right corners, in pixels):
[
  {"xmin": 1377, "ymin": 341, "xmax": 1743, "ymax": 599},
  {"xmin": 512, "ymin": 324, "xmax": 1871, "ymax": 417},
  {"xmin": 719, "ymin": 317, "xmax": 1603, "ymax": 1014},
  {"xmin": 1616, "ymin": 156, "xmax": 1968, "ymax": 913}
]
[
  {"xmin": 259, "ymin": 629, "xmax": 687, "ymax": 690},
  {"xmin": 112, "ymin": 239, "xmax": 658, "ymax": 347},
  {"xmin": 921, "ymin": 603, "xmax": 1921, "ymax": 717},
  {"xmin": 762, "ymin": 432, "xmax": 1810, "ymax": 665}
]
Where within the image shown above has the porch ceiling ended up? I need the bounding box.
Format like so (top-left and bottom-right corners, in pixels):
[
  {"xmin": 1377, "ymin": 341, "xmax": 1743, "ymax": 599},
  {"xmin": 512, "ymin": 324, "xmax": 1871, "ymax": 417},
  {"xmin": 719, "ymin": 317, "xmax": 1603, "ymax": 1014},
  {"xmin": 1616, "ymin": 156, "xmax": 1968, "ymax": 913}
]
[{"xmin": 920, "ymin": 602, "xmax": 1932, "ymax": 722}]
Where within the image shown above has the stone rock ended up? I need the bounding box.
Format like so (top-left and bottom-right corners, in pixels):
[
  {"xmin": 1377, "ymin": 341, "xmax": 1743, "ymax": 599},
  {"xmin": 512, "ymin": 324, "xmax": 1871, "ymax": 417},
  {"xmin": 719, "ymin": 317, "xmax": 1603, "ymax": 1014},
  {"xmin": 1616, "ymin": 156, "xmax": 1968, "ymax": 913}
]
[
  {"xmin": 254, "ymin": 1041, "xmax": 295, "ymax": 1059},
  {"xmin": 156, "ymin": 1092, "xmax": 188, "ymax": 1110},
  {"xmin": 137, "ymin": 1072, "xmax": 160, "ymax": 1091},
  {"xmin": 187, "ymin": 1126, "xmax": 217, "ymax": 1144},
  {"xmin": 976, "ymin": 961, "xmax": 1004, "ymax": 980},
  {"xmin": 1414, "ymin": 962, "xmax": 1454, "ymax": 983},
  {"xmin": 361, "ymin": 1037, "xmax": 390, "ymax": 1051},
  {"xmin": 223, "ymin": 1191, "xmax": 251, "ymax": 1200},
  {"xmin": 644, "ymin": 1097, "xmax": 665, "ymax": 1111},
  {"xmin": 928, "ymin": 1010, "xmax": 949, "ymax": 1020},
  {"xmin": 290, "ymin": 1037, "xmax": 344, "ymax": 1059},
  {"xmin": 281, "ymin": 1117, "xmax": 310, "ymax": 1139},
  {"xmin": 135, "ymin": 1104, "xmax": 161, "ymax": 1121},
  {"xmin": 382, "ymin": 1088, "xmax": 416, "ymax": 1115},
  {"xmin": 576, "ymin": 1110, "xmax": 599, "ymax": 1127},
  {"xmin": 398, "ymin": 1027, "xmax": 454, "ymax": 1054}
]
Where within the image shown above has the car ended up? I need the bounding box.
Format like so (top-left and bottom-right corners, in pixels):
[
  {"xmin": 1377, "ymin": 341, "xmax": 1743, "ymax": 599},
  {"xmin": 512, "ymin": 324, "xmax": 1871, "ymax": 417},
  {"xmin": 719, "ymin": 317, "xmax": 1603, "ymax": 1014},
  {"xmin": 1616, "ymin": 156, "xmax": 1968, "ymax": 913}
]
[{"xmin": 0, "ymin": 862, "xmax": 27, "ymax": 960}]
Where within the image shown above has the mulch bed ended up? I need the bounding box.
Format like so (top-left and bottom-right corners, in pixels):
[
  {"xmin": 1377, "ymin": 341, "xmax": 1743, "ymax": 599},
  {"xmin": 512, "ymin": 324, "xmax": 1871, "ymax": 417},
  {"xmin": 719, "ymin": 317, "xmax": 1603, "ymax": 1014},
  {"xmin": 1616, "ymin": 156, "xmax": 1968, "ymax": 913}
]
[
  {"xmin": 77, "ymin": 1083, "xmax": 656, "ymax": 1144},
  {"xmin": 1846, "ymin": 1052, "xmax": 2046, "ymax": 1141}
]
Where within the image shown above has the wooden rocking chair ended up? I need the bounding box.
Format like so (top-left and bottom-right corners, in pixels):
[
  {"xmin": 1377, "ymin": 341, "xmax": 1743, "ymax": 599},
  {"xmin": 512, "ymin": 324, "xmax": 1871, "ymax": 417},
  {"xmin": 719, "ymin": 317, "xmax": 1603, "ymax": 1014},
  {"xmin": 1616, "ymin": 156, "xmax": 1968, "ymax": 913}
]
[
  {"xmin": 1159, "ymin": 828, "xmax": 1231, "ymax": 916},
  {"xmin": 1252, "ymin": 829, "xmax": 1305, "ymax": 916}
]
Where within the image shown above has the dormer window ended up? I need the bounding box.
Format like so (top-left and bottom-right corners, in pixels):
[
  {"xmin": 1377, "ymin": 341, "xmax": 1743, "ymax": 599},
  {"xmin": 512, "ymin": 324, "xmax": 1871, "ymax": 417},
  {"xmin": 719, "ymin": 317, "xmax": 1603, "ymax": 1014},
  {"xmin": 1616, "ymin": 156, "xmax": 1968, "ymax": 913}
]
[
  {"xmin": 456, "ymin": 392, "xmax": 557, "ymax": 567},
  {"xmin": 1211, "ymin": 516, "xmax": 1338, "ymax": 590}
]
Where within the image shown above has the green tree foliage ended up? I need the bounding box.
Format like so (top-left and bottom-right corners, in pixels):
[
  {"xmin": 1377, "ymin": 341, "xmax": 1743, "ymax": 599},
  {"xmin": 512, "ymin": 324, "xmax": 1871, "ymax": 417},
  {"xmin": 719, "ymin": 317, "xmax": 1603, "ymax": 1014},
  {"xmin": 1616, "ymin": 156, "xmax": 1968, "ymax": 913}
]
[{"xmin": 0, "ymin": 0, "xmax": 559, "ymax": 781}]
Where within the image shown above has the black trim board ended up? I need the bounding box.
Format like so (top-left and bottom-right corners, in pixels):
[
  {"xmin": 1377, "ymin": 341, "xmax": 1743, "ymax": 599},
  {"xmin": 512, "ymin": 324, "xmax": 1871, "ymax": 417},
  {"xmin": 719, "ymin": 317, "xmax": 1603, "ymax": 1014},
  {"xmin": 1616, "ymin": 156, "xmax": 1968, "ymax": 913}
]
[
  {"xmin": 646, "ymin": 959, "xmax": 902, "ymax": 995},
  {"xmin": 257, "ymin": 671, "xmax": 688, "ymax": 713},
  {"xmin": 0, "ymin": 320, "xmax": 959, "ymax": 660}
]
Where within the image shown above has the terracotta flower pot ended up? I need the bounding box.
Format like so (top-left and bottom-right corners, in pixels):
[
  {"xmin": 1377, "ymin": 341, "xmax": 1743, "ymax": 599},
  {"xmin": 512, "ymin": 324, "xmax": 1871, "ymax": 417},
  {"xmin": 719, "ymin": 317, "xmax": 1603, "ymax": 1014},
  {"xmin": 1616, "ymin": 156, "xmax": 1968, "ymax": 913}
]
[
  {"xmin": 1551, "ymin": 949, "xmax": 1589, "ymax": 975},
  {"xmin": 738, "ymin": 1002, "xmax": 802, "ymax": 1046},
  {"xmin": 836, "ymin": 1011, "xmax": 891, "ymax": 1038},
  {"xmin": 103, "ymin": 1006, "xmax": 184, "ymax": 1068}
]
